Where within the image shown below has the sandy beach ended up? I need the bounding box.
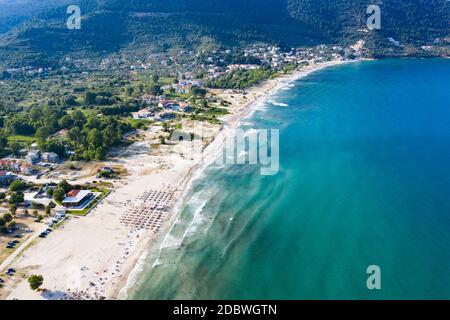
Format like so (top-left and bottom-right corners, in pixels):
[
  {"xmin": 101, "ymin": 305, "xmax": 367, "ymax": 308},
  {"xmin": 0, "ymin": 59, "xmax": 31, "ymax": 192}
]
[{"xmin": 1, "ymin": 59, "xmax": 351, "ymax": 300}]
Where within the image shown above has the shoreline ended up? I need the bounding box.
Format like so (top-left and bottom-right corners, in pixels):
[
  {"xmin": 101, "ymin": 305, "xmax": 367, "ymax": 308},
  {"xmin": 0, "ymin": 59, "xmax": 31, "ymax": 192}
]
[
  {"xmin": 2, "ymin": 59, "xmax": 357, "ymax": 300},
  {"xmin": 114, "ymin": 59, "xmax": 356, "ymax": 300}
]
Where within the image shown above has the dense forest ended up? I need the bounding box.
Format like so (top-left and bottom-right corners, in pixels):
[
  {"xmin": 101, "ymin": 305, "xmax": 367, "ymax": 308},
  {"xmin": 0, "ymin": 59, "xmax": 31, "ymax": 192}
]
[
  {"xmin": 0, "ymin": 0, "xmax": 448, "ymax": 67},
  {"xmin": 1, "ymin": 105, "xmax": 132, "ymax": 160},
  {"xmin": 206, "ymin": 68, "xmax": 277, "ymax": 90}
]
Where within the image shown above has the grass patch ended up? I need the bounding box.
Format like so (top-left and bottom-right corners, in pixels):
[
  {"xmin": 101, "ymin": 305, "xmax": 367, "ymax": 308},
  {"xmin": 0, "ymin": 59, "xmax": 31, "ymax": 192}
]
[
  {"xmin": 203, "ymin": 107, "xmax": 229, "ymax": 116},
  {"xmin": 124, "ymin": 118, "xmax": 153, "ymax": 129},
  {"xmin": 7, "ymin": 135, "xmax": 36, "ymax": 143},
  {"xmin": 164, "ymin": 92, "xmax": 190, "ymax": 100}
]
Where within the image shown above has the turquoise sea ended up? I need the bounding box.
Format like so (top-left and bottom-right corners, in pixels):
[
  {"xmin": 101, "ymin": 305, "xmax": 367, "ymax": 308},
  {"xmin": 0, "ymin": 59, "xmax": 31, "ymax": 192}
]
[{"xmin": 130, "ymin": 59, "xmax": 450, "ymax": 300}]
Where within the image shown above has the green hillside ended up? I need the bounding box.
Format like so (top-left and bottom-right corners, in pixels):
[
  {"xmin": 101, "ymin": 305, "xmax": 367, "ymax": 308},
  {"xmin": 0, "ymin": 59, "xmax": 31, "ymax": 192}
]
[{"xmin": 0, "ymin": 0, "xmax": 448, "ymax": 67}]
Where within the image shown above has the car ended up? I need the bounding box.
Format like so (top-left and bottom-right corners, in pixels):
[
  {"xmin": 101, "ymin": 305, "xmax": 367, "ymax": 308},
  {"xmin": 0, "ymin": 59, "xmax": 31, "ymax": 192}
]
[
  {"xmin": 14, "ymin": 234, "xmax": 22, "ymax": 238},
  {"xmin": 0, "ymin": 278, "xmax": 4, "ymax": 283},
  {"xmin": 7, "ymin": 268, "xmax": 16, "ymax": 273},
  {"xmin": 6, "ymin": 245, "xmax": 14, "ymax": 249},
  {"xmin": 39, "ymin": 233, "xmax": 47, "ymax": 238},
  {"xmin": 12, "ymin": 240, "xmax": 20, "ymax": 244}
]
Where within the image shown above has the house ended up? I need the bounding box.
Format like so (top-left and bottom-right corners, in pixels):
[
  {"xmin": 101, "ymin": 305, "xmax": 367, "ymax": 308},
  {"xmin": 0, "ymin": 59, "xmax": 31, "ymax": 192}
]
[
  {"xmin": 62, "ymin": 189, "xmax": 94, "ymax": 208},
  {"xmin": 159, "ymin": 100, "xmax": 181, "ymax": 112},
  {"xmin": 179, "ymin": 102, "xmax": 192, "ymax": 113},
  {"xmin": 141, "ymin": 94, "xmax": 157, "ymax": 105},
  {"xmin": 158, "ymin": 100, "xmax": 173, "ymax": 108},
  {"xmin": 0, "ymin": 160, "xmax": 20, "ymax": 172},
  {"xmin": 27, "ymin": 150, "xmax": 41, "ymax": 165},
  {"xmin": 42, "ymin": 152, "xmax": 60, "ymax": 164},
  {"xmin": 132, "ymin": 108, "xmax": 155, "ymax": 119},
  {"xmin": 0, "ymin": 171, "xmax": 15, "ymax": 186},
  {"xmin": 24, "ymin": 190, "xmax": 53, "ymax": 207},
  {"xmin": 21, "ymin": 164, "xmax": 35, "ymax": 176}
]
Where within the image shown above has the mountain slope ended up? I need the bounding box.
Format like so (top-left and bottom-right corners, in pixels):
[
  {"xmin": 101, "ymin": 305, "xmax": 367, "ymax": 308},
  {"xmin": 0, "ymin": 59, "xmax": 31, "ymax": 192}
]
[
  {"xmin": 0, "ymin": 0, "xmax": 75, "ymax": 34},
  {"xmin": 0, "ymin": 0, "xmax": 448, "ymax": 67}
]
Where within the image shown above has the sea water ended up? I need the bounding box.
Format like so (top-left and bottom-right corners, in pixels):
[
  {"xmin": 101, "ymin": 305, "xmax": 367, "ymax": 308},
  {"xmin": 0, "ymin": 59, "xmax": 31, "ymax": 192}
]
[{"xmin": 130, "ymin": 59, "xmax": 450, "ymax": 300}]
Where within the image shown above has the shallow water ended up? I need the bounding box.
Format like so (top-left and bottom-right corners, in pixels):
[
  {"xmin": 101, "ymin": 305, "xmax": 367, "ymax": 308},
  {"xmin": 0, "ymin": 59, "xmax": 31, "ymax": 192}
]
[{"xmin": 130, "ymin": 59, "xmax": 450, "ymax": 300}]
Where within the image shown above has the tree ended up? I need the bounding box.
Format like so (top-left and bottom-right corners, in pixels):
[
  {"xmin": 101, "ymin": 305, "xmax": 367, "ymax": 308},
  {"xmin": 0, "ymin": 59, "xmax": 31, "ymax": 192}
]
[
  {"xmin": 84, "ymin": 91, "xmax": 97, "ymax": 105},
  {"xmin": 94, "ymin": 147, "xmax": 106, "ymax": 161},
  {"xmin": 87, "ymin": 129, "xmax": 102, "ymax": 150},
  {"xmin": 35, "ymin": 127, "xmax": 51, "ymax": 141},
  {"xmin": 150, "ymin": 84, "xmax": 163, "ymax": 96},
  {"xmin": 64, "ymin": 95, "xmax": 78, "ymax": 107},
  {"xmin": 39, "ymin": 138, "xmax": 66, "ymax": 158},
  {"xmin": 8, "ymin": 141, "xmax": 22, "ymax": 156},
  {"xmin": 53, "ymin": 188, "xmax": 66, "ymax": 203},
  {"xmin": 0, "ymin": 130, "xmax": 7, "ymax": 149},
  {"xmin": 162, "ymin": 122, "xmax": 171, "ymax": 133},
  {"xmin": 28, "ymin": 275, "xmax": 44, "ymax": 291},
  {"xmin": 58, "ymin": 115, "xmax": 74, "ymax": 128},
  {"xmin": 9, "ymin": 192, "xmax": 24, "ymax": 205},
  {"xmin": 191, "ymin": 86, "xmax": 207, "ymax": 98},
  {"xmin": 71, "ymin": 110, "xmax": 86, "ymax": 127},
  {"xmin": 5, "ymin": 221, "xmax": 16, "ymax": 230},
  {"xmin": 9, "ymin": 179, "xmax": 27, "ymax": 191},
  {"xmin": 2, "ymin": 213, "xmax": 13, "ymax": 223},
  {"xmin": 9, "ymin": 204, "xmax": 17, "ymax": 216},
  {"xmin": 57, "ymin": 180, "xmax": 72, "ymax": 193},
  {"xmin": 67, "ymin": 127, "xmax": 81, "ymax": 148},
  {"xmin": 126, "ymin": 86, "xmax": 134, "ymax": 96}
]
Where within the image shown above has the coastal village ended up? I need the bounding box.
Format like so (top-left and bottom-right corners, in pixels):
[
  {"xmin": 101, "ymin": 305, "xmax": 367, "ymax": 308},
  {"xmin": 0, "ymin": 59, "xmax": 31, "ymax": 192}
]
[{"xmin": 0, "ymin": 37, "xmax": 441, "ymax": 299}]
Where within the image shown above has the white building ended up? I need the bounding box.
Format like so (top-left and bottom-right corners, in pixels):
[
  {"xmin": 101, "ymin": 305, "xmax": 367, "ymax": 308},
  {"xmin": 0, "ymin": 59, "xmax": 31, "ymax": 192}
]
[{"xmin": 42, "ymin": 152, "xmax": 60, "ymax": 163}]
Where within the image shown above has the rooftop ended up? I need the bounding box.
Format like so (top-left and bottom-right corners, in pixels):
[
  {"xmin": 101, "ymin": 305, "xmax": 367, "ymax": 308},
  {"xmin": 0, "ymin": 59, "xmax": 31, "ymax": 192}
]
[{"xmin": 62, "ymin": 190, "xmax": 92, "ymax": 204}]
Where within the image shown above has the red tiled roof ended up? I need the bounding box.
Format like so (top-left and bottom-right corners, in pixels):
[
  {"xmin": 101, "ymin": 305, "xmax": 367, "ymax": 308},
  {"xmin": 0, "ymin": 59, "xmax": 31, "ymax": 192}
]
[{"xmin": 66, "ymin": 189, "xmax": 81, "ymax": 197}]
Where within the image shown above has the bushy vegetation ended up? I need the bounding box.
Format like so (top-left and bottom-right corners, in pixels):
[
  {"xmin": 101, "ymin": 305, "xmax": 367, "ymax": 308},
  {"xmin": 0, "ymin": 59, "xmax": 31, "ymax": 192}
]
[
  {"xmin": 2, "ymin": 105, "xmax": 131, "ymax": 160},
  {"xmin": 206, "ymin": 67, "xmax": 276, "ymax": 89},
  {"xmin": 28, "ymin": 274, "xmax": 44, "ymax": 291}
]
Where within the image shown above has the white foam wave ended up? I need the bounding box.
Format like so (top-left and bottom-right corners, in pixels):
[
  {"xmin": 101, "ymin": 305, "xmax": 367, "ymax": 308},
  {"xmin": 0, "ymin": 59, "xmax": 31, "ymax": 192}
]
[
  {"xmin": 152, "ymin": 258, "xmax": 162, "ymax": 268},
  {"xmin": 268, "ymin": 99, "xmax": 289, "ymax": 107},
  {"xmin": 160, "ymin": 233, "xmax": 183, "ymax": 250},
  {"xmin": 184, "ymin": 199, "xmax": 208, "ymax": 237}
]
